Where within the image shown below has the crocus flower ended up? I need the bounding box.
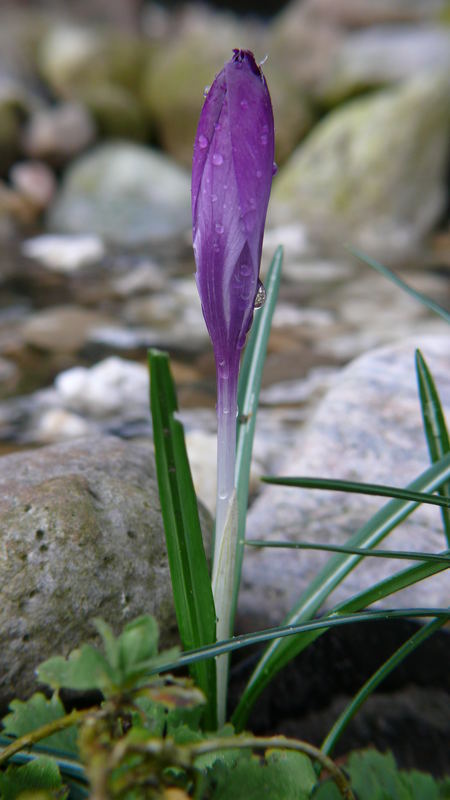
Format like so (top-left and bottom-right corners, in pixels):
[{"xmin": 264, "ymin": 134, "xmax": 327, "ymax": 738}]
[
  {"xmin": 192, "ymin": 48, "xmax": 274, "ymax": 545},
  {"xmin": 192, "ymin": 49, "xmax": 274, "ymax": 725}
]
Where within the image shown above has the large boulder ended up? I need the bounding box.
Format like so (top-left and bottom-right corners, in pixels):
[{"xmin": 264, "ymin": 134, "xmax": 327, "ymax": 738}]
[
  {"xmin": 239, "ymin": 336, "xmax": 450, "ymax": 630},
  {"xmin": 270, "ymin": 74, "xmax": 450, "ymax": 263},
  {"xmin": 47, "ymin": 142, "xmax": 191, "ymax": 246},
  {"xmin": 0, "ymin": 436, "xmax": 211, "ymax": 708},
  {"xmin": 317, "ymin": 25, "xmax": 450, "ymax": 105}
]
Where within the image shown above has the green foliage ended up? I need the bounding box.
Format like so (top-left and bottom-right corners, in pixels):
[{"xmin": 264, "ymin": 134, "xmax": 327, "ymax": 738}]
[
  {"xmin": 2, "ymin": 694, "xmax": 78, "ymax": 756},
  {"xmin": 37, "ymin": 616, "xmax": 179, "ymax": 695},
  {"xmin": 148, "ymin": 349, "xmax": 217, "ymax": 729},
  {"xmin": 0, "ymin": 756, "xmax": 66, "ymax": 800},
  {"xmin": 207, "ymin": 749, "xmax": 316, "ymax": 800},
  {"xmin": 314, "ymin": 750, "xmax": 449, "ymax": 800},
  {"xmin": 415, "ymin": 349, "xmax": 450, "ymax": 545}
]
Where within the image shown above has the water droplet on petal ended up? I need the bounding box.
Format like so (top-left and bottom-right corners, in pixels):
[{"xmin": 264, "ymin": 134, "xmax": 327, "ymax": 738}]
[
  {"xmin": 215, "ymin": 223, "xmax": 224, "ymax": 234},
  {"xmin": 240, "ymin": 263, "xmax": 251, "ymax": 276},
  {"xmin": 203, "ymin": 85, "xmax": 210, "ymax": 97},
  {"xmin": 214, "ymin": 122, "xmax": 222, "ymax": 131},
  {"xmin": 256, "ymin": 170, "xmax": 262, "ymax": 178},
  {"xmin": 198, "ymin": 134, "xmax": 208, "ymax": 149},
  {"xmin": 240, "ymin": 99, "xmax": 248, "ymax": 110},
  {"xmin": 272, "ymin": 162, "xmax": 278, "ymax": 176},
  {"xmin": 211, "ymin": 193, "xmax": 217, "ymax": 203},
  {"xmin": 254, "ymin": 280, "xmax": 266, "ymax": 308},
  {"xmin": 260, "ymin": 133, "xmax": 268, "ymax": 146},
  {"xmin": 212, "ymin": 153, "xmax": 223, "ymax": 166}
]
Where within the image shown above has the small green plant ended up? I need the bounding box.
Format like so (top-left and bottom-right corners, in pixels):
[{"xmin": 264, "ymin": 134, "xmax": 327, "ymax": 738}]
[{"xmin": 0, "ymin": 51, "xmax": 448, "ymax": 800}]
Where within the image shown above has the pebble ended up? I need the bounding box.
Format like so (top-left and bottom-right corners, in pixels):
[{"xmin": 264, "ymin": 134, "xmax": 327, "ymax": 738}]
[{"xmin": 22, "ymin": 234, "xmax": 105, "ymax": 273}]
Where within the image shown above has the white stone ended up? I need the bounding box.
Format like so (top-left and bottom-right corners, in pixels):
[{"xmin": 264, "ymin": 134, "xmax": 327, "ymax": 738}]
[
  {"xmin": 55, "ymin": 357, "xmax": 148, "ymax": 418},
  {"xmin": 22, "ymin": 234, "xmax": 105, "ymax": 272}
]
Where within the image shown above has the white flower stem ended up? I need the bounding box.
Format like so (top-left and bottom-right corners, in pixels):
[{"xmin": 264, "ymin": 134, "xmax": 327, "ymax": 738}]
[{"xmin": 213, "ymin": 359, "xmax": 239, "ymax": 727}]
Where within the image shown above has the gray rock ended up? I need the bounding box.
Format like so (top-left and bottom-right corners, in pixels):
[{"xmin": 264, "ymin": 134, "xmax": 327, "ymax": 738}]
[
  {"xmin": 22, "ymin": 234, "xmax": 105, "ymax": 273},
  {"xmin": 0, "ymin": 435, "xmax": 212, "ymax": 705},
  {"xmin": 240, "ymin": 336, "xmax": 450, "ymax": 630},
  {"xmin": 48, "ymin": 142, "xmax": 191, "ymax": 245},
  {"xmin": 37, "ymin": 25, "xmax": 144, "ymax": 99},
  {"xmin": 22, "ymin": 102, "xmax": 96, "ymax": 164},
  {"xmin": 54, "ymin": 357, "xmax": 149, "ymax": 419},
  {"xmin": 21, "ymin": 306, "xmax": 113, "ymax": 353},
  {"xmin": 318, "ymin": 26, "xmax": 450, "ymax": 105},
  {"xmin": 270, "ymin": 74, "xmax": 450, "ymax": 263}
]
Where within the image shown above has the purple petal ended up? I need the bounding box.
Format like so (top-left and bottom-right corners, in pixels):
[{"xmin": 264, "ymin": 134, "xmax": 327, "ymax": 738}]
[{"xmin": 192, "ymin": 49, "xmax": 274, "ymax": 364}]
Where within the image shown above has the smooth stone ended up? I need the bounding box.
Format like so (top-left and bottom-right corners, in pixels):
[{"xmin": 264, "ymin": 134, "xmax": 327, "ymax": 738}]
[
  {"xmin": 22, "ymin": 234, "xmax": 105, "ymax": 272},
  {"xmin": 37, "ymin": 25, "xmax": 144, "ymax": 98},
  {"xmin": 292, "ymin": 0, "xmax": 448, "ymax": 28},
  {"xmin": 271, "ymin": 74, "xmax": 450, "ymax": 263},
  {"xmin": 21, "ymin": 306, "xmax": 113, "ymax": 353},
  {"xmin": 0, "ymin": 357, "xmax": 19, "ymax": 396},
  {"xmin": 0, "ymin": 435, "xmax": 212, "ymax": 707},
  {"xmin": 55, "ymin": 357, "xmax": 149, "ymax": 418},
  {"xmin": 318, "ymin": 26, "xmax": 450, "ymax": 105},
  {"xmin": 240, "ymin": 336, "xmax": 450, "ymax": 630},
  {"xmin": 47, "ymin": 142, "xmax": 191, "ymax": 245},
  {"xmin": 9, "ymin": 161, "xmax": 56, "ymax": 212},
  {"xmin": 22, "ymin": 102, "xmax": 96, "ymax": 164}
]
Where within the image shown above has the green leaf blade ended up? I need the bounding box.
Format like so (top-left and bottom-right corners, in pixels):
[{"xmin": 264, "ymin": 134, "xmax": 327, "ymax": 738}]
[
  {"xmin": 349, "ymin": 248, "xmax": 450, "ymax": 324},
  {"xmin": 415, "ymin": 349, "xmax": 450, "ymax": 545},
  {"xmin": 262, "ymin": 475, "xmax": 450, "ymax": 509},
  {"xmin": 148, "ymin": 350, "xmax": 217, "ymax": 728},
  {"xmin": 233, "ymin": 246, "xmax": 283, "ymax": 625},
  {"xmin": 231, "ymin": 452, "xmax": 450, "ymax": 729}
]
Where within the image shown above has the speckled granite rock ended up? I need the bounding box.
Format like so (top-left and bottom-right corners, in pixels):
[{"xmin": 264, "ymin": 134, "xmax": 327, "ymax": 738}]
[
  {"xmin": 0, "ymin": 435, "xmax": 211, "ymax": 708},
  {"xmin": 240, "ymin": 336, "xmax": 450, "ymax": 630},
  {"xmin": 270, "ymin": 74, "xmax": 450, "ymax": 263}
]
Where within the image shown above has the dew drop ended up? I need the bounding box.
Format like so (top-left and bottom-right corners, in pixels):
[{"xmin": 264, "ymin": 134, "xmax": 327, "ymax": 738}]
[
  {"xmin": 211, "ymin": 193, "xmax": 217, "ymax": 203},
  {"xmin": 203, "ymin": 85, "xmax": 210, "ymax": 97},
  {"xmin": 256, "ymin": 169, "xmax": 262, "ymax": 178},
  {"xmin": 212, "ymin": 153, "xmax": 223, "ymax": 166},
  {"xmin": 198, "ymin": 133, "xmax": 208, "ymax": 149},
  {"xmin": 240, "ymin": 99, "xmax": 248, "ymax": 110},
  {"xmin": 254, "ymin": 280, "xmax": 266, "ymax": 308},
  {"xmin": 219, "ymin": 491, "xmax": 228, "ymax": 499},
  {"xmin": 215, "ymin": 223, "xmax": 224, "ymax": 234},
  {"xmin": 214, "ymin": 122, "xmax": 222, "ymax": 131},
  {"xmin": 272, "ymin": 161, "xmax": 278, "ymax": 176},
  {"xmin": 240, "ymin": 264, "xmax": 251, "ymax": 276},
  {"xmin": 260, "ymin": 133, "xmax": 268, "ymax": 146}
]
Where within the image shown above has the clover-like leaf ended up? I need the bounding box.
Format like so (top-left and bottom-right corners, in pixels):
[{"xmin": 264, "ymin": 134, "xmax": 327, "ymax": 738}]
[
  {"xmin": 0, "ymin": 756, "xmax": 66, "ymax": 799},
  {"xmin": 37, "ymin": 644, "xmax": 114, "ymax": 694},
  {"xmin": 2, "ymin": 693, "xmax": 78, "ymax": 756}
]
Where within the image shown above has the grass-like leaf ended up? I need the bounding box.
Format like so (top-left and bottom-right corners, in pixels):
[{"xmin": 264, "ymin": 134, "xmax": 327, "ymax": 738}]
[
  {"xmin": 145, "ymin": 608, "xmax": 450, "ymax": 675},
  {"xmin": 349, "ymin": 247, "xmax": 450, "ymax": 324},
  {"xmin": 321, "ymin": 614, "xmax": 448, "ymax": 757},
  {"xmin": 148, "ymin": 350, "xmax": 217, "ymax": 729},
  {"xmin": 262, "ymin": 475, "xmax": 450, "ymax": 509},
  {"xmin": 231, "ymin": 451, "xmax": 450, "ymax": 729},
  {"xmin": 233, "ymin": 246, "xmax": 283, "ymax": 623},
  {"xmin": 245, "ymin": 540, "xmax": 450, "ymax": 563},
  {"xmin": 416, "ymin": 349, "xmax": 450, "ymax": 545}
]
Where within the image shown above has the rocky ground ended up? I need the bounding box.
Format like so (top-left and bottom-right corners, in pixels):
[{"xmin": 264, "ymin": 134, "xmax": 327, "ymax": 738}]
[{"xmin": 0, "ymin": 0, "xmax": 449, "ymax": 771}]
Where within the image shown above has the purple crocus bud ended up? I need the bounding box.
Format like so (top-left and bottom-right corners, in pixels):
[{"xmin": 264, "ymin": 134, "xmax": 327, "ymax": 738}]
[
  {"xmin": 192, "ymin": 48, "xmax": 274, "ymax": 368},
  {"xmin": 192, "ymin": 51, "xmax": 274, "ymax": 698},
  {"xmin": 192, "ymin": 48, "xmax": 274, "ymax": 727}
]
